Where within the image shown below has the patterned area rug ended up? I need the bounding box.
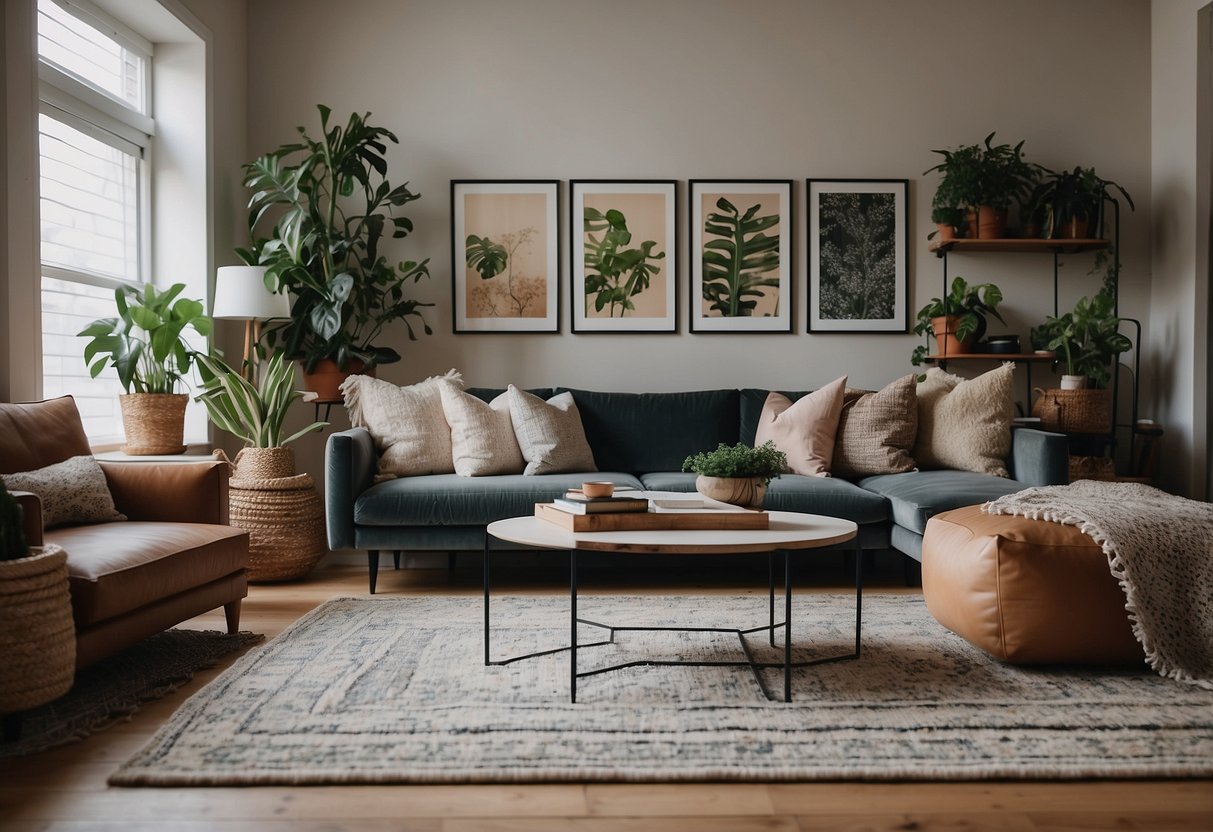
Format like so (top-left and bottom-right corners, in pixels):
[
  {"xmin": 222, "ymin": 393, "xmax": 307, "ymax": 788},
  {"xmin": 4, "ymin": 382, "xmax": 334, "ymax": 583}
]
[
  {"xmin": 1, "ymin": 629, "xmax": 263, "ymax": 757},
  {"xmin": 110, "ymin": 595, "xmax": 1213, "ymax": 785}
]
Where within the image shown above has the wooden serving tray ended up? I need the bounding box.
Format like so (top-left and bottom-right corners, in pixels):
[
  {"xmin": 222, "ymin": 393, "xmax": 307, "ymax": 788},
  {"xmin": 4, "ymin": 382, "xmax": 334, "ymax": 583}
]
[{"xmin": 534, "ymin": 502, "xmax": 769, "ymax": 532}]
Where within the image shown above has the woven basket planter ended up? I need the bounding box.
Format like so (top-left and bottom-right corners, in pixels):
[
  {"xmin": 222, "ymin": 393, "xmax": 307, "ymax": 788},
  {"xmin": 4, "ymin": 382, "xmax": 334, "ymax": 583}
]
[
  {"xmin": 120, "ymin": 393, "xmax": 188, "ymax": 455},
  {"xmin": 228, "ymin": 448, "xmax": 326, "ymax": 583},
  {"xmin": 0, "ymin": 545, "xmax": 76, "ymax": 714},
  {"xmin": 1031, "ymin": 387, "xmax": 1113, "ymax": 435}
]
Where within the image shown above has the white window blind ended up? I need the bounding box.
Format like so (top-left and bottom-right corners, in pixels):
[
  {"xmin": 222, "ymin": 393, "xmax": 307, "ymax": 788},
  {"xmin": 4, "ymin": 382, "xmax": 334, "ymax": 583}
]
[{"xmin": 37, "ymin": 0, "xmax": 147, "ymax": 115}]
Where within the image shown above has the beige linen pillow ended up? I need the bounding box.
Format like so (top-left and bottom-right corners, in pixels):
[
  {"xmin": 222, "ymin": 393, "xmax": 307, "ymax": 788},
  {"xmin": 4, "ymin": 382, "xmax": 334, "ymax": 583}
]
[
  {"xmin": 833, "ymin": 374, "xmax": 918, "ymax": 478},
  {"xmin": 439, "ymin": 383, "xmax": 525, "ymax": 477},
  {"xmin": 753, "ymin": 375, "xmax": 848, "ymax": 477},
  {"xmin": 341, "ymin": 370, "xmax": 462, "ymax": 477},
  {"xmin": 506, "ymin": 386, "xmax": 597, "ymax": 476},
  {"xmin": 2, "ymin": 455, "xmax": 125, "ymax": 529},
  {"xmin": 913, "ymin": 363, "xmax": 1014, "ymax": 477}
]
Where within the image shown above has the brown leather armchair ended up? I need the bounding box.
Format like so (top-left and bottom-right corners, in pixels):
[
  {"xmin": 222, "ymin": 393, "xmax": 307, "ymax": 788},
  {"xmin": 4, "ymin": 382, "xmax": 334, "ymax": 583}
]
[{"xmin": 1, "ymin": 396, "xmax": 249, "ymax": 668}]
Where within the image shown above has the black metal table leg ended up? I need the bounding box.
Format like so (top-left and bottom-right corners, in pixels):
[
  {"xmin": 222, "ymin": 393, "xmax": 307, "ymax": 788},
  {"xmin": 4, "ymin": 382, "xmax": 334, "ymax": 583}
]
[
  {"xmin": 784, "ymin": 548, "xmax": 792, "ymax": 702},
  {"xmin": 854, "ymin": 536, "xmax": 864, "ymax": 657},
  {"xmin": 483, "ymin": 534, "xmax": 490, "ymax": 665},
  {"xmin": 570, "ymin": 548, "xmax": 578, "ymax": 703},
  {"xmin": 367, "ymin": 550, "xmax": 380, "ymax": 594},
  {"xmin": 768, "ymin": 550, "xmax": 776, "ymax": 648}
]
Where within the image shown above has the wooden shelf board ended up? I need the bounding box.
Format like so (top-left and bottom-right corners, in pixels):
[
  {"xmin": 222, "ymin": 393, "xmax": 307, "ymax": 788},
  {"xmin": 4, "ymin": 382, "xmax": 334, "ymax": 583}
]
[
  {"xmin": 929, "ymin": 238, "xmax": 1110, "ymax": 257},
  {"xmin": 925, "ymin": 353, "xmax": 1056, "ymax": 363}
]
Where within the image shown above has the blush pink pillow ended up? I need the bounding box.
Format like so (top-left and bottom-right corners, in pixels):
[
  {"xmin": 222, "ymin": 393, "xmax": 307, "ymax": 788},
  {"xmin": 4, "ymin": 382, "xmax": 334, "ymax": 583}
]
[{"xmin": 754, "ymin": 376, "xmax": 848, "ymax": 477}]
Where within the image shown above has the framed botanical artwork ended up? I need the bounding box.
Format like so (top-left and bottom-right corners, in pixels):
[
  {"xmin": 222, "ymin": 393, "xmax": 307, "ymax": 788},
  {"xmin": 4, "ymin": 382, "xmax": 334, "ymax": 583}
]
[
  {"xmin": 451, "ymin": 180, "xmax": 560, "ymax": 333},
  {"xmin": 688, "ymin": 180, "xmax": 793, "ymax": 333},
  {"xmin": 570, "ymin": 180, "xmax": 677, "ymax": 333},
  {"xmin": 807, "ymin": 178, "xmax": 909, "ymax": 333}
]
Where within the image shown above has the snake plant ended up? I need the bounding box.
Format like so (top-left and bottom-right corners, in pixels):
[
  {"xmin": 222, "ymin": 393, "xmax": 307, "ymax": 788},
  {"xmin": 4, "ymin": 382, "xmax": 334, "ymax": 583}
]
[{"xmin": 193, "ymin": 352, "xmax": 327, "ymax": 447}]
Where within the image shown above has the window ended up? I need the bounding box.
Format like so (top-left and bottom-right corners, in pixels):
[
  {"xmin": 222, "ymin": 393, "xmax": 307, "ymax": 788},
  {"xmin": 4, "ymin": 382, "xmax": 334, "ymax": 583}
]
[{"xmin": 37, "ymin": 0, "xmax": 152, "ymax": 444}]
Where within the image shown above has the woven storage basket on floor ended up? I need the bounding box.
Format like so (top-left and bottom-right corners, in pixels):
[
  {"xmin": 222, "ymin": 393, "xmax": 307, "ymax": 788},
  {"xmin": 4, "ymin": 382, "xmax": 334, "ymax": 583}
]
[
  {"xmin": 225, "ymin": 449, "xmax": 326, "ymax": 582},
  {"xmin": 1031, "ymin": 387, "xmax": 1112, "ymax": 434},
  {"xmin": 0, "ymin": 545, "xmax": 76, "ymax": 714},
  {"xmin": 119, "ymin": 393, "xmax": 188, "ymax": 455}
]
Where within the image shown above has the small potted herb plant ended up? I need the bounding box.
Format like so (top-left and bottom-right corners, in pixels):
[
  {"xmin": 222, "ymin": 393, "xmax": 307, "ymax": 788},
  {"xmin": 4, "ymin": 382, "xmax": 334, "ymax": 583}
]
[
  {"xmin": 910, "ymin": 276, "xmax": 1005, "ymax": 368},
  {"xmin": 682, "ymin": 441, "xmax": 787, "ymax": 508},
  {"xmin": 928, "ymin": 206, "xmax": 966, "ymax": 242},
  {"xmin": 924, "ymin": 133, "xmax": 1040, "ymax": 239}
]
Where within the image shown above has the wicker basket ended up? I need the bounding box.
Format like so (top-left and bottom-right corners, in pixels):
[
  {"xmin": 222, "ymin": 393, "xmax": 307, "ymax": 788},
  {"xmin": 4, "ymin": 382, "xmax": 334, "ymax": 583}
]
[
  {"xmin": 226, "ymin": 449, "xmax": 326, "ymax": 582},
  {"xmin": 1031, "ymin": 387, "xmax": 1112, "ymax": 434},
  {"xmin": 120, "ymin": 393, "xmax": 188, "ymax": 455},
  {"xmin": 0, "ymin": 545, "xmax": 76, "ymax": 714}
]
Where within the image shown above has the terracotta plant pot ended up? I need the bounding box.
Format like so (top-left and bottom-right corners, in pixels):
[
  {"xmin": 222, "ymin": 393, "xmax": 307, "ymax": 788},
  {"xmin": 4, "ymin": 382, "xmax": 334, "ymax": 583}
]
[
  {"xmin": 119, "ymin": 393, "xmax": 188, "ymax": 455},
  {"xmin": 695, "ymin": 475, "xmax": 767, "ymax": 509},
  {"xmin": 1055, "ymin": 216, "xmax": 1091, "ymax": 239},
  {"xmin": 966, "ymin": 206, "xmax": 1008, "ymax": 240},
  {"xmin": 935, "ymin": 223, "xmax": 957, "ymax": 242},
  {"xmin": 931, "ymin": 315, "xmax": 974, "ymax": 357},
  {"xmin": 300, "ymin": 359, "xmax": 372, "ymax": 402}
]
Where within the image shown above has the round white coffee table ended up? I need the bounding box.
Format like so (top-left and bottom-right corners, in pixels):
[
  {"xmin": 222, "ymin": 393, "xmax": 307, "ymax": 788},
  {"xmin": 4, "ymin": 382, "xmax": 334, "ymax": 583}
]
[{"xmin": 484, "ymin": 510, "xmax": 861, "ymax": 703}]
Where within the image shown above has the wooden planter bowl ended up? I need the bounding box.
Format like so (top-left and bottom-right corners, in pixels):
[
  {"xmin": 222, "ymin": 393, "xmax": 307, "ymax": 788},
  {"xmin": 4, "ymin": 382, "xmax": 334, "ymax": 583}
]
[{"xmin": 695, "ymin": 475, "xmax": 767, "ymax": 509}]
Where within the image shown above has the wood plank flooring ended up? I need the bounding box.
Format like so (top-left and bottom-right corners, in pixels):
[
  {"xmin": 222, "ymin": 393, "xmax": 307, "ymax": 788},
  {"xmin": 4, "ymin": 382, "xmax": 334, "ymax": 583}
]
[{"xmin": 2, "ymin": 557, "xmax": 1210, "ymax": 831}]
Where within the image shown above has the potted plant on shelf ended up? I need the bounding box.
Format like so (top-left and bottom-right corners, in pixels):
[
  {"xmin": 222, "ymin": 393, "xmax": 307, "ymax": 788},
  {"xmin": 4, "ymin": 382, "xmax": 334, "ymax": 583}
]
[
  {"xmin": 682, "ymin": 441, "xmax": 787, "ymax": 509},
  {"xmin": 910, "ymin": 276, "xmax": 1005, "ymax": 369},
  {"xmin": 240, "ymin": 105, "xmax": 433, "ymax": 400},
  {"xmin": 924, "ymin": 132, "xmax": 1040, "ymax": 239},
  {"xmin": 193, "ymin": 351, "xmax": 328, "ymax": 581},
  {"xmin": 928, "ymin": 206, "xmax": 966, "ymax": 242},
  {"xmin": 79, "ymin": 283, "xmax": 212, "ymax": 454},
  {"xmin": 1027, "ymin": 166, "xmax": 1134, "ymax": 240}
]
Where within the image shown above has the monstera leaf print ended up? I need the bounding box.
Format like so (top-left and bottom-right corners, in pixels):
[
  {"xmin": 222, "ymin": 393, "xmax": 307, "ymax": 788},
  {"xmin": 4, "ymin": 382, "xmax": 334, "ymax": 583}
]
[
  {"xmin": 583, "ymin": 207, "xmax": 665, "ymax": 317},
  {"xmin": 465, "ymin": 234, "xmax": 508, "ymax": 280},
  {"xmin": 701, "ymin": 197, "xmax": 780, "ymax": 317}
]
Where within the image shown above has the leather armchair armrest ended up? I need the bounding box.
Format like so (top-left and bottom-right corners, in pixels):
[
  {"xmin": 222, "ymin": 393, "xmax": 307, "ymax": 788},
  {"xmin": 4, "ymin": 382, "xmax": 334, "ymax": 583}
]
[
  {"xmin": 13, "ymin": 491, "xmax": 44, "ymax": 547},
  {"xmin": 325, "ymin": 427, "xmax": 376, "ymax": 550},
  {"xmin": 1010, "ymin": 428, "xmax": 1069, "ymax": 487},
  {"xmin": 99, "ymin": 460, "xmax": 230, "ymax": 524}
]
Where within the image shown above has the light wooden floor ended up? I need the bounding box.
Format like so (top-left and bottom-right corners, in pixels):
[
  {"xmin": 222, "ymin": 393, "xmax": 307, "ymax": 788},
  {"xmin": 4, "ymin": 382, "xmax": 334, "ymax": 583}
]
[{"xmin": 2, "ymin": 557, "xmax": 1210, "ymax": 832}]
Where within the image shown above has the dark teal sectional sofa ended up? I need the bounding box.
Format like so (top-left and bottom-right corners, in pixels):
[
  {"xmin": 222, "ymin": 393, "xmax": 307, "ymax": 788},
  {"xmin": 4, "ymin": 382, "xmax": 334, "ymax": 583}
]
[{"xmin": 325, "ymin": 387, "xmax": 1068, "ymax": 591}]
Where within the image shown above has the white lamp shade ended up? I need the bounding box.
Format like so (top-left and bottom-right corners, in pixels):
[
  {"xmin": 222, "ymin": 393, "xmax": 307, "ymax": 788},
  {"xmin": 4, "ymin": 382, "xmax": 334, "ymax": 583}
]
[{"xmin": 212, "ymin": 266, "xmax": 291, "ymax": 320}]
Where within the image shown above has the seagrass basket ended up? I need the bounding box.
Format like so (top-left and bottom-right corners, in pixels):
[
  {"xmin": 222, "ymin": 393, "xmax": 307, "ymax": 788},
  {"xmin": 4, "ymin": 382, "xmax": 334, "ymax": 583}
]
[
  {"xmin": 119, "ymin": 393, "xmax": 188, "ymax": 455},
  {"xmin": 0, "ymin": 545, "xmax": 76, "ymax": 714},
  {"xmin": 1031, "ymin": 387, "xmax": 1112, "ymax": 435},
  {"xmin": 223, "ymin": 448, "xmax": 326, "ymax": 582}
]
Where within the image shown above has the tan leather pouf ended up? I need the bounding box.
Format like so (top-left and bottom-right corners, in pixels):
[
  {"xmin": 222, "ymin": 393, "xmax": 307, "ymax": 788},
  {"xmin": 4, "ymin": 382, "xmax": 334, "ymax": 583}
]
[{"xmin": 922, "ymin": 504, "xmax": 1143, "ymax": 665}]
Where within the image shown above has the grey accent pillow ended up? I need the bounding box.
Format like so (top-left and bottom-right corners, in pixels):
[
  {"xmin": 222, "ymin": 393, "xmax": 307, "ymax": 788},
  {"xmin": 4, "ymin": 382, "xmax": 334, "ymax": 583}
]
[
  {"xmin": 506, "ymin": 386, "xmax": 597, "ymax": 476},
  {"xmin": 341, "ymin": 370, "xmax": 462, "ymax": 478},
  {"xmin": 833, "ymin": 374, "xmax": 918, "ymax": 478},
  {"xmin": 2, "ymin": 455, "xmax": 125, "ymax": 529},
  {"xmin": 440, "ymin": 382, "xmax": 525, "ymax": 477}
]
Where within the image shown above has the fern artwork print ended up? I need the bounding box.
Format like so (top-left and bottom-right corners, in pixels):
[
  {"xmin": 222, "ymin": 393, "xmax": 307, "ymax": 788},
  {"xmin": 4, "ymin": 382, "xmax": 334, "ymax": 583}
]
[
  {"xmin": 689, "ymin": 180, "xmax": 793, "ymax": 333},
  {"xmin": 451, "ymin": 181, "xmax": 559, "ymax": 332},
  {"xmin": 808, "ymin": 179, "xmax": 908, "ymax": 333},
  {"xmin": 570, "ymin": 180, "xmax": 676, "ymax": 333}
]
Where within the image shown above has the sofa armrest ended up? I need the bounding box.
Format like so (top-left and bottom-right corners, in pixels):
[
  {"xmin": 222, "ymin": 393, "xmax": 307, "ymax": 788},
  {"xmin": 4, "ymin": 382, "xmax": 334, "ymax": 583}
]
[
  {"xmin": 99, "ymin": 460, "xmax": 230, "ymax": 524},
  {"xmin": 1009, "ymin": 428, "xmax": 1069, "ymax": 487},
  {"xmin": 325, "ymin": 427, "xmax": 377, "ymax": 550},
  {"xmin": 13, "ymin": 491, "xmax": 44, "ymax": 547}
]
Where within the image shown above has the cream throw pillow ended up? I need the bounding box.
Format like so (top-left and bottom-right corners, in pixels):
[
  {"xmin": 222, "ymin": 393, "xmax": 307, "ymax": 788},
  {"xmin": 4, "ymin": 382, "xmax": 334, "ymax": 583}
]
[
  {"xmin": 833, "ymin": 374, "xmax": 918, "ymax": 478},
  {"xmin": 2, "ymin": 455, "xmax": 125, "ymax": 529},
  {"xmin": 753, "ymin": 376, "xmax": 848, "ymax": 477},
  {"xmin": 914, "ymin": 363, "xmax": 1014, "ymax": 477},
  {"xmin": 506, "ymin": 386, "xmax": 597, "ymax": 476},
  {"xmin": 439, "ymin": 383, "xmax": 525, "ymax": 477},
  {"xmin": 341, "ymin": 370, "xmax": 462, "ymax": 478}
]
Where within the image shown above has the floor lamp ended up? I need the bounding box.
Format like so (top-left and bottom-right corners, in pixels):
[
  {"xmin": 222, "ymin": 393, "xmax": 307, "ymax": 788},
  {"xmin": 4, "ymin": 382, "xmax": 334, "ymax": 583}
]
[{"xmin": 211, "ymin": 266, "xmax": 291, "ymax": 380}]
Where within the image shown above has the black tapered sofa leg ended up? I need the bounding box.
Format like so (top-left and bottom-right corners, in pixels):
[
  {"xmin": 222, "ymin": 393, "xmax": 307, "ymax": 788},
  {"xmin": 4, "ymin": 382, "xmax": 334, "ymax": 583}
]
[{"xmin": 368, "ymin": 550, "xmax": 380, "ymax": 594}]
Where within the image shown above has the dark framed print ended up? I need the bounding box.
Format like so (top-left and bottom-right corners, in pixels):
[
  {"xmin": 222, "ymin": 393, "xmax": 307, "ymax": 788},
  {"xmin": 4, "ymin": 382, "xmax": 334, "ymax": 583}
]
[
  {"xmin": 807, "ymin": 178, "xmax": 908, "ymax": 333},
  {"xmin": 570, "ymin": 180, "xmax": 677, "ymax": 333},
  {"xmin": 688, "ymin": 180, "xmax": 793, "ymax": 333},
  {"xmin": 451, "ymin": 180, "xmax": 559, "ymax": 333}
]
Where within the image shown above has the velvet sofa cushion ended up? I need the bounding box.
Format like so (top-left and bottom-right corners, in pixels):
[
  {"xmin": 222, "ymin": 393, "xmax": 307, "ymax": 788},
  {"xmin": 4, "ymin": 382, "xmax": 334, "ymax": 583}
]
[
  {"xmin": 558, "ymin": 388, "xmax": 740, "ymax": 474},
  {"xmin": 859, "ymin": 469, "xmax": 1027, "ymax": 535}
]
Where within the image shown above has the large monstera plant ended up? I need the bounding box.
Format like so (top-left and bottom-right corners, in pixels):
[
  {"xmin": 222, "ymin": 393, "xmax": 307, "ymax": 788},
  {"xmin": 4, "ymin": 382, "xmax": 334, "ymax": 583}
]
[
  {"xmin": 701, "ymin": 197, "xmax": 780, "ymax": 316},
  {"xmin": 240, "ymin": 106, "xmax": 432, "ymax": 373},
  {"xmin": 583, "ymin": 207, "xmax": 665, "ymax": 317}
]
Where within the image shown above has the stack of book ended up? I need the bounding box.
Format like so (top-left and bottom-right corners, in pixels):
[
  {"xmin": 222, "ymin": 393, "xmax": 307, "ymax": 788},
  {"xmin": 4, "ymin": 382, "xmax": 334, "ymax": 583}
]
[{"xmin": 547, "ymin": 491, "xmax": 649, "ymax": 516}]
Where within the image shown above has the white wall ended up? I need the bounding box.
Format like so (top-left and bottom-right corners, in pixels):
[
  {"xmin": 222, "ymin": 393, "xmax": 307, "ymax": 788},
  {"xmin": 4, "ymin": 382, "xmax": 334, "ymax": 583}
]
[{"xmin": 1149, "ymin": 0, "xmax": 1211, "ymax": 499}]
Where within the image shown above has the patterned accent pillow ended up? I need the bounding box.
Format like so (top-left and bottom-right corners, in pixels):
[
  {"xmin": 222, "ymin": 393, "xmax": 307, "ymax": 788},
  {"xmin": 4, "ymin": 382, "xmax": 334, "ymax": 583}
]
[
  {"xmin": 439, "ymin": 383, "xmax": 525, "ymax": 477},
  {"xmin": 753, "ymin": 376, "xmax": 848, "ymax": 477},
  {"xmin": 914, "ymin": 363, "xmax": 1014, "ymax": 477},
  {"xmin": 506, "ymin": 386, "xmax": 597, "ymax": 476},
  {"xmin": 833, "ymin": 374, "xmax": 918, "ymax": 478},
  {"xmin": 2, "ymin": 455, "xmax": 125, "ymax": 529},
  {"xmin": 341, "ymin": 370, "xmax": 462, "ymax": 478}
]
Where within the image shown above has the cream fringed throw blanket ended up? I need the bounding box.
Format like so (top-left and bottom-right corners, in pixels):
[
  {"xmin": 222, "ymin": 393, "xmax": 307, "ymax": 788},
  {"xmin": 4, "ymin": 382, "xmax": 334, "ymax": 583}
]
[{"xmin": 984, "ymin": 481, "xmax": 1213, "ymax": 689}]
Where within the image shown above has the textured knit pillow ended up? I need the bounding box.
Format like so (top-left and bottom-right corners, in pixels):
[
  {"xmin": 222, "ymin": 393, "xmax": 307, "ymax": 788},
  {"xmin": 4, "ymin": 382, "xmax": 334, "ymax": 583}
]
[
  {"xmin": 341, "ymin": 370, "xmax": 462, "ymax": 478},
  {"xmin": 439, "ymin": 383, "xmax": 525, "ymax": 477},
  {"xmin": 506, "ymin": 386, "xmax": 597, "ymax": 476},
  {"xmin": 833, "ymin": 374, "xmax": 918, "ymax": 478},
  {"xmin": 753, "ymin": 376, "xmax": 848, "ymax": 477},
  {"xmin": 2, "ymin": 455, "xmax": 125, "ymax": 529},
  {"xmin": 913, "ymin": 363, "xmax": 1014, "ymax": 477}
]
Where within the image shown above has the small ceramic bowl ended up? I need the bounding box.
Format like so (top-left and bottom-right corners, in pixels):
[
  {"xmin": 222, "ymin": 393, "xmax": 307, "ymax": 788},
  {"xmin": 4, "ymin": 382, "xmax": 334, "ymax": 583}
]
[{"xmin": 580, "ymin": 481, "xmax": 615, "ymax": 498}]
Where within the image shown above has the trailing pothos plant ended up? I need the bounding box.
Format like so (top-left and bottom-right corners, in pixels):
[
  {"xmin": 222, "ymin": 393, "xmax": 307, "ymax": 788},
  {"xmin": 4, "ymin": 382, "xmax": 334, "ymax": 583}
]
[
  {"xmin": 582, "ymin": 207, "xmax": 665, "ymax": 316},
  {"xmin": 193, "ymin": 352, "xmax": 327, "ymax": 448},
  {"xmin": 240, "ymin": 106, "xmax": 432, "ymax": 372},
  {"xmin": 701, "ymin": 197, "xmax": 780, "ymax": 317}
]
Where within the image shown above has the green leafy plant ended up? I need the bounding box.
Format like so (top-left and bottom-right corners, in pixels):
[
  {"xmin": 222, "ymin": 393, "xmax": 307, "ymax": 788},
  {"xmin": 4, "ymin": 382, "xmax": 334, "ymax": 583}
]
[
  {"xmin": 240, "ymin": 106, "xmax": 432, "ymax": 372},
  {"xmin": 701, "ymin": 197, "xmax": 781, "ymax": 317},
  {"xmin": 682, "ymin": 441, "xmax": 788, "ymax": 486},
  {"xmin": 924, "ymin": 132, "xmax": 1041, "ymax": 214},
  {"xmin": 582, "ymin": 208, "xmax": 665, "ymax": 317},
  {"xmin": 1030, "ymin": 293, "xmax": 1131, "ymax": 389},
  {"xmin": 910, "ymin": 276, "xmax": 1005, "ymax": 367},
  {"xmin": 193, "ymin": 352, "xmax": 328, "ymax": 448},
  {"xmin": 1027, "ymin": 166, "xmax": 1134, "ymax": 239},
  {"xmin": 0, "ymin": 480, "xmax": 30, "ymax": 561},
  {"xmin": 927, "ymin": 205, "xmax": 967, "ymax": 241},
  {"xmin": 79, "ymin": 283, "xmax": 212, "ymax": 394}
]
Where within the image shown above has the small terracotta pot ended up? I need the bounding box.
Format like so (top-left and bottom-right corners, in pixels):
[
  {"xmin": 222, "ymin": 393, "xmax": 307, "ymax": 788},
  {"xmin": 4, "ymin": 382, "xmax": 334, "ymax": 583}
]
[
  {"xmin": 1055, "ymin": 216, "xmax": 1090, "ymax": 239},
  {"xmin": 931, "ymin": 315, "xmax": 974, "ymax": 357},
  {"xmin": 695, "ymin": 475, "xmax": 767, "ymax": 509},
  {"xmin": 966, "ymin": 206, "xmax": 1008, "ymax": 240},
  {"xmin": 300, "ymin": 359, "xmax": 372, "ymax": 402},
  {"xmin": 935, "ymin": 223, "xmax": 957, "ymax": 242}
]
